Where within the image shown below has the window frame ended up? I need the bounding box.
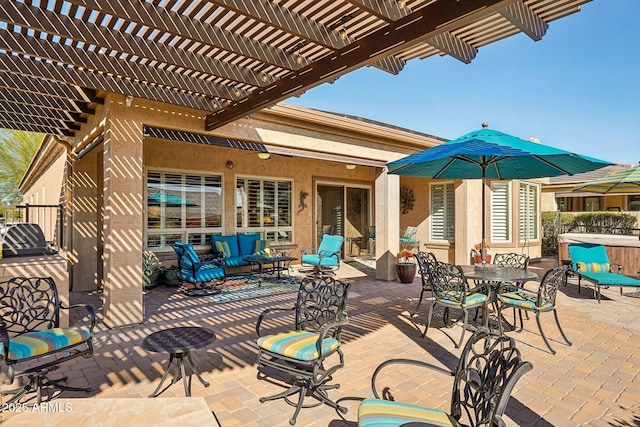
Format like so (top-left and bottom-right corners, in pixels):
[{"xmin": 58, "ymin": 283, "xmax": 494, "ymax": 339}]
[
  {"xmin": 145, "ymin": 168, "xmax": 224, "ymax": 249},
  {"xmin": 429, "ymin": 181, "xmax": 455, "ymax": 243},
  {"xmin": 236, "ymin": 175, "xmax": 294, "ymax": 243},
  {"xmin": 490, "ymin": 181, "xmax": 512, "ymax": 243},
  {"xmin": 519, "ymin": 181, "xmax": 539, "ymax": 243}
]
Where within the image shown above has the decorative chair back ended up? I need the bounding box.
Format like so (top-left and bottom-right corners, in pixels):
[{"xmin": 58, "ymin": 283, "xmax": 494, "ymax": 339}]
[
  {"xmin": 415, "ymin": 251, "xmax": 438, "ymax": 290},
  {"xmin": 451, "ymin": 329, "xmax": 532, "ymax": 426},
  {"xmin": 538, "ymin": 265, "xmax": 569, "ymax": 307},
  {"xmin": 0, "ymin": 277, "xmax": 60, "ymax": 336},
  {"xmin": 431, "ymin": 262, "xmax": 466, "ymax": 303},
  {"xmin": 294, "ymin": 276, "xmax": 350, "ymax": 335},
  {"xmin": 493, "ymin": 252, "xmax": 530, "ymax": 269}
]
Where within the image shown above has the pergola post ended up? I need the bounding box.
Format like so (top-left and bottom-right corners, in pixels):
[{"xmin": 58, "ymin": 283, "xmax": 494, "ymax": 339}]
[{"xmin": 375, "ymin": 168, "xmax": 400, "ymax": 281}]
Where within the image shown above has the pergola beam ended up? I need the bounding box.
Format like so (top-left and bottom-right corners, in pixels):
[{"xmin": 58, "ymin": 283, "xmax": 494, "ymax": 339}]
[
  {"xmin": 0, "ymin": 1, "xmax": 266, "ymax": 88},
  {"xmin": 0, "ymin": 52, "xmax": 214, "ymax": 111},
  {"xmin": 500, "ymin": 0, "xmax": 548, "ymax": 41},
  {"xmin": 0, "ymin": 100, "xmax": 87, "ymax": 123},
  {"xmin": 0, "ymin": 69, "xmax": 97, "ymax": 103},
  {"xmin": 427, "ymin": 32, "xmax": 478, "ymax": 64},
  {"xmin": 66, "ymin": 0, "xmax": 300, "ymax": 70},
  {"xmin": 206, "ymin": 0, "xmax": 512, "ymax": 130}
]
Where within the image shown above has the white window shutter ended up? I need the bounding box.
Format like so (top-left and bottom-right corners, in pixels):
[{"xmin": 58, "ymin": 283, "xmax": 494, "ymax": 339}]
[{"xmin": 491, "ymin": 182, "xmax": 510, "ymax": 242}]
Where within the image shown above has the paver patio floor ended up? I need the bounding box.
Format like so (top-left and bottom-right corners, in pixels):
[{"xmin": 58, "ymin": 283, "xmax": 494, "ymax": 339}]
[{"xmin": 3, "ymin": 258, "xmax": 640, "ymax": 426}]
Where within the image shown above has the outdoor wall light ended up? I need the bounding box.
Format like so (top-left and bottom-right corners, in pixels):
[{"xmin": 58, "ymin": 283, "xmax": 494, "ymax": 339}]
[
  {"xmin": 398, "ymin": 0, "xmax": 407, "ymax": 9},
  {"xmin": 345, "ymin": 164, "xmax": 356, "ymax": 170},
  {"xmin": 294, "ymin": 42, "xmax": 304, "ymax": 65},
  {"xmin": 258, "ymin": 153, "xmax": 271, "ymax": 160},
  {"xmin": 338, "ymin": 15, "xmax": 352, "ymax": 41},
  {"xmin": 125, "ymin": 95, "xmax": 133, "ymax": 107}
]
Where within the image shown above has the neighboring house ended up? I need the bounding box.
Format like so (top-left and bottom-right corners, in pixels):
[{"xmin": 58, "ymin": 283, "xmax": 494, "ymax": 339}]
[
  {"xmin": 542, "ymin": 164, "xmax": 640, "ymax": 213},
  {"xmin": 19, "ymin": 98, "xmax": 544, "ymax": 327}
]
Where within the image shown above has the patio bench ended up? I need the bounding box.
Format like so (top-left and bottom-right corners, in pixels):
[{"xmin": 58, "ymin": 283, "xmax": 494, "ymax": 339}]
[{"xmin": 568, "ymin": 243, "xmax": 640, "ymax": 303}]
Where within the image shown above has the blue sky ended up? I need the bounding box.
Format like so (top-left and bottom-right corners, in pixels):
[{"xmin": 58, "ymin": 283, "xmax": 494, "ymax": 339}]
[{"xmin": 286, "ymin": 1, "xmax": 639, "ymax": 166}]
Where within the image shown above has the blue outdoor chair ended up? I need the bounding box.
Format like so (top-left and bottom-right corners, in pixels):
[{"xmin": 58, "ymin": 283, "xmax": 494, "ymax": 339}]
[
  {"xmin": 399, "ymin": 226, "xmax": 419, "ymax": 252},
  {"xmin": 568, "ymin": 243, "xmax": 640, "ymax": 303},
  {"xmin": 301, "ymin": 234, "xmax": 344, "ymax": 276},
  {"xmin": 173, "ymin": 241, "xmax": 226, "ymax": 296},
  {"xmin": 365, "ymin": 225, "xmax": 376, "ymax": 255}
]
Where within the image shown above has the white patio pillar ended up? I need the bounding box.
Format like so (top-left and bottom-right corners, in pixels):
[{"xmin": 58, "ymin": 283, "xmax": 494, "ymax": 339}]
[
  {"xmin": 102, "ymin": 99, "xmax": 144, "ymax": 328},
  {"xmin": 375, "ymin": 168, "xmax": 400, "ymax": 281}
]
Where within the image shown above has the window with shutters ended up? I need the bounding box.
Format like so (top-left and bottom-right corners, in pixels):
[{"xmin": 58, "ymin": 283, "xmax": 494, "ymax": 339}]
[
  {"xmin": 430, "ymin": 182, "xmax": 455, "ymax": 242},
  {"xmin": 491, "ymin": 182, "xmax": 511, "ymax": 242},
  {"xmin": 146, "ymin": 170, "xmax": 223, "ymax": 248},
  {"xmin": 236, "ymin": 177, "xmax": 293, "ymax": 242},
  {"xmin": 519, "ymin": 182, "xmax": 539, "ymax": 242}
]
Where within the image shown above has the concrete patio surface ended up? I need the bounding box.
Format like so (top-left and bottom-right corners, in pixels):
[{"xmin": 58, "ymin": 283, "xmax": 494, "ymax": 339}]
[{"xmin": 3, "ymin": 258, "xmax": 640, "ymax": 426}]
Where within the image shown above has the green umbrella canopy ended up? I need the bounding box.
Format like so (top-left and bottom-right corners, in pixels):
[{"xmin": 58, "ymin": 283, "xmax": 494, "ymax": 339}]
[
  {"xmin": 573, "ymin": 164, "xmax": 640, "ymax": 194},
  {"xmin": 387, "ymin": 127, "xmax": 612, "ymax": 258},
  {"xmin": 387, "ymin": 128, "xmax": 611, "ymax": 180}
]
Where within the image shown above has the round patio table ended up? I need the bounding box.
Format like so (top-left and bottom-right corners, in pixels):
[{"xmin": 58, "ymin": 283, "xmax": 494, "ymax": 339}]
[{"xmin": 142, "ymin": 326, "xmax": 216, "ymax": 397}]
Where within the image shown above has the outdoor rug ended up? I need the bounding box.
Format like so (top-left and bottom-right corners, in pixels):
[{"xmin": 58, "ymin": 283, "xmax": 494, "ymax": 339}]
[{"xmin": 206, "ymin": 275, "xmax": 300, "ymax": 303}]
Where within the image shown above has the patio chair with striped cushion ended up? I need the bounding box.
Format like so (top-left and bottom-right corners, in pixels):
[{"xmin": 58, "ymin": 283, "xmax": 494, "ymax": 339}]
[
  {"xmin": 358, "ymin": 328, "xmax": 532, "ymax": 427},
  {"xmin": 255, "ymin": 276, "xmax": 350, "ymax": 425}
]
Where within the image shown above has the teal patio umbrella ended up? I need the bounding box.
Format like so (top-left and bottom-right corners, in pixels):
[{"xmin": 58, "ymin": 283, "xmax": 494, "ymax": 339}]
[
  {"xmin": 572, "ymin": 164, "xmax": 640, "ymax": 194},
  {"xmin": 387, "ymin": 126, "xmax": 612, "ymax": 259},
  {"xmin": 148, "ymin": 192, "xmax": 198, "ymax": 207}
]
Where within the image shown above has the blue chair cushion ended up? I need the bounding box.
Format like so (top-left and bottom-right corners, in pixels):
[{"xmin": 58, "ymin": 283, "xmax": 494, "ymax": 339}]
[
  {"xmin": 0, "ymin": 327, "xmax": 92, "ymax": 361},
  {"xmin": 224, "ymin": 256, "xmax": 250, "ymax": 268},
  {"xmin": 257, "ymin": 330, "xmax": 339, "ymax": 361},
  {"xmin": 238, "ymin": 233, "xmax": 260, "ymax": 256},
  {"xmin": 358, "ymin": 398, "xmax": 457, "ymax": 427},
  {"xmin": 317, "ymin": 234, "xmax": 344, "ymax": 254},
  {"xmin": 301, "ymin": 254, "xmax": 339, "ymax": 267},
  {"xmin": 180, "ymin": 263, "xmax": 225, "ymax": 284},
  {"xmin": 173, "ymin": 242, "xmax": 201, "ymax": 270},
  {"xmin": 438, "ymin": 291, "xmax": 487, "ymax": 307},
  {"xmin": 579, "ymin": 271, "xmax": 640, "ymax": 287}
]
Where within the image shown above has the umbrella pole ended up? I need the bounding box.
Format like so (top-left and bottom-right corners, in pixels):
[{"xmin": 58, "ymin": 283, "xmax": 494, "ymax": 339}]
[{"xmin": 481, "ymin": 165, "xmax": 487, "ymax": 261}]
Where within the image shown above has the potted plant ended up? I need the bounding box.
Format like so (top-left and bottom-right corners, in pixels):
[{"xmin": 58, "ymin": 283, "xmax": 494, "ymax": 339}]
[
  {"xmin": 163, "ymin": 265, "xmax": 181, "ymax": 287},
  {"xmin": 471, "ymin": 242, "xmax": 491, "ymax": 264},
  {"xmin": 396, "ymin": 249, "xmax": 417, "ymax": 283},
  {"xmin": 142, "ymin": 250, "xmax": 164, "ymax": 289}
]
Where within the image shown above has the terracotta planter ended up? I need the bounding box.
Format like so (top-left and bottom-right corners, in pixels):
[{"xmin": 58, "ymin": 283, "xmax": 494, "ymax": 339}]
[
  {"xmin": 396, "ymin": 263, "xmax": 417, "ymax": 283},
  {"xmin": 473, "ymin": 255, "xmax": 492, "ymax": 265}
]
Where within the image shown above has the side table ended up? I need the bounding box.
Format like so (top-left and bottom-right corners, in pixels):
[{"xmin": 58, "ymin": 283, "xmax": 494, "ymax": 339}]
[{"xmin": 142, "ymin": 326, "xmax": 216, "ymax": 397}]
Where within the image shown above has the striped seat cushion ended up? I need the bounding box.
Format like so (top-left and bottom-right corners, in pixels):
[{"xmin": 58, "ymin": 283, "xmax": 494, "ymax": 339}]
[
  {"xmin": 575, "ymin": 262, "xmax": 610, "ymax": 273},
  {"xmin": 257, "ymin": 330, "xmax": 339, "ymax": 361},
  {"xmin": 498, "ymin": 291, "xmax": 552, "ymax": 311},
  {"xmin": 358, "ymin": 398, "xmax": 460, "ymax": 427},
  {"xmin": 0, "ymin": 327, "xmax": 91, "ymax": 361},
  {"xmin": 439, "ymin": 291, "xmax": 487, "ymax": 307}
]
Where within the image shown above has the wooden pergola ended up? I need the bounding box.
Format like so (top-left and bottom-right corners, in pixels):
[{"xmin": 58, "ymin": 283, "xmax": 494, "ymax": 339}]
[{"xmin": 0, "ymin": 0, "xmax": 591, "ymax": 137}]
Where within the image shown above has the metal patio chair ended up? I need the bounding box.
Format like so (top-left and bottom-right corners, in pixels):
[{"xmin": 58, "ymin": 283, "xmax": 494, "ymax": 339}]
[
  {"xmin": 172, "ymin": 241, "xmax": 226, "ymax": 296},
  {"xmin": 497, "ymin": 265, "xmax": 572, "ymax": 354},
  {"xmin": 412, "ymin": 251, "xmax": 438, "ymax": 315},
  {"xmin": 424, "ymin": 262, "xmax": 489, "ymax": 348},
  {"xmin": 300, "ymin": 234, "xmax": 344, "ymax": 276},
  {"xmin": 358, "ymin": 328, "xmax": 533, "ymax": 427},
  {"xmin": 1, "ymin": 277, "xmax": 95, "ymax": 406},
  {"xmin": 255, "ymin": 276, "xmax": 350, "ymax": 425}
]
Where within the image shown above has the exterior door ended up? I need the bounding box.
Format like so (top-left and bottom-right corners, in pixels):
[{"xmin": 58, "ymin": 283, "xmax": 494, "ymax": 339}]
[{"xmin": 316, "ymin": 184, "xmax": 371, "ymax": 256}]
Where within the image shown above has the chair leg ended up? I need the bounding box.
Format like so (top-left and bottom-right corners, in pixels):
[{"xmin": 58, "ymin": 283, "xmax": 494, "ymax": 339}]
[
  {"xmin": 553, "ymin": 309, "xmax": 572, "ymax": 346},
  {"xmin": 412, "ymin": 288, "xmax": 426, "ymax": 316},
  {"xmin": 422, "ymin": 302, "xmax": 436, "ymax": 337},
  {"xmin": 535, "ymin": 312, "xmax": 555, "ymax": 354},
  {"xmin": 456, "ymin": 310, "xmax": 469, "ymax": 349}
]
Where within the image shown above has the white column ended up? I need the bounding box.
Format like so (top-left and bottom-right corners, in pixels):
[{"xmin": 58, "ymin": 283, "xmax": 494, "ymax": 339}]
[{"xmin": 375, "ymin": 169, "xmax": 400, "ymax": 280}]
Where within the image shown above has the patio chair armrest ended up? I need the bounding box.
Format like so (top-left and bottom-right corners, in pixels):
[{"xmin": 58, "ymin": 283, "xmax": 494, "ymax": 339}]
[
  {"xmin": 370, "ymin": 358, "xmax": 454, "ymax": 400},
  {"xmin": 256, "ymin": 306, "xmax": 296, "ymax": 337},
  {"xmin": 61, "ymin": 303, "xmax": 97, "ymax": 332},
  {"xmin": 300, "ymin": 247, "xmax": 315, "ymax": 256},
  {"xmin": 467, "ymin": 281, "xmax": 491, "ymax": 296},
  {"xmin": 316, "ymin": 314, "xmax": 349, "ymax": 355}
]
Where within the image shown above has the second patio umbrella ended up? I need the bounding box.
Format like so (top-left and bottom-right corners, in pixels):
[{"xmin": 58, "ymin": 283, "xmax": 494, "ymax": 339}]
[
  {"xmin": 572, "ymin": 164, "xmax": 640, "ymax": 194},
  {"xmin": 387, "ymin": 126, "xmax": 611, "ymax": 258}
]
